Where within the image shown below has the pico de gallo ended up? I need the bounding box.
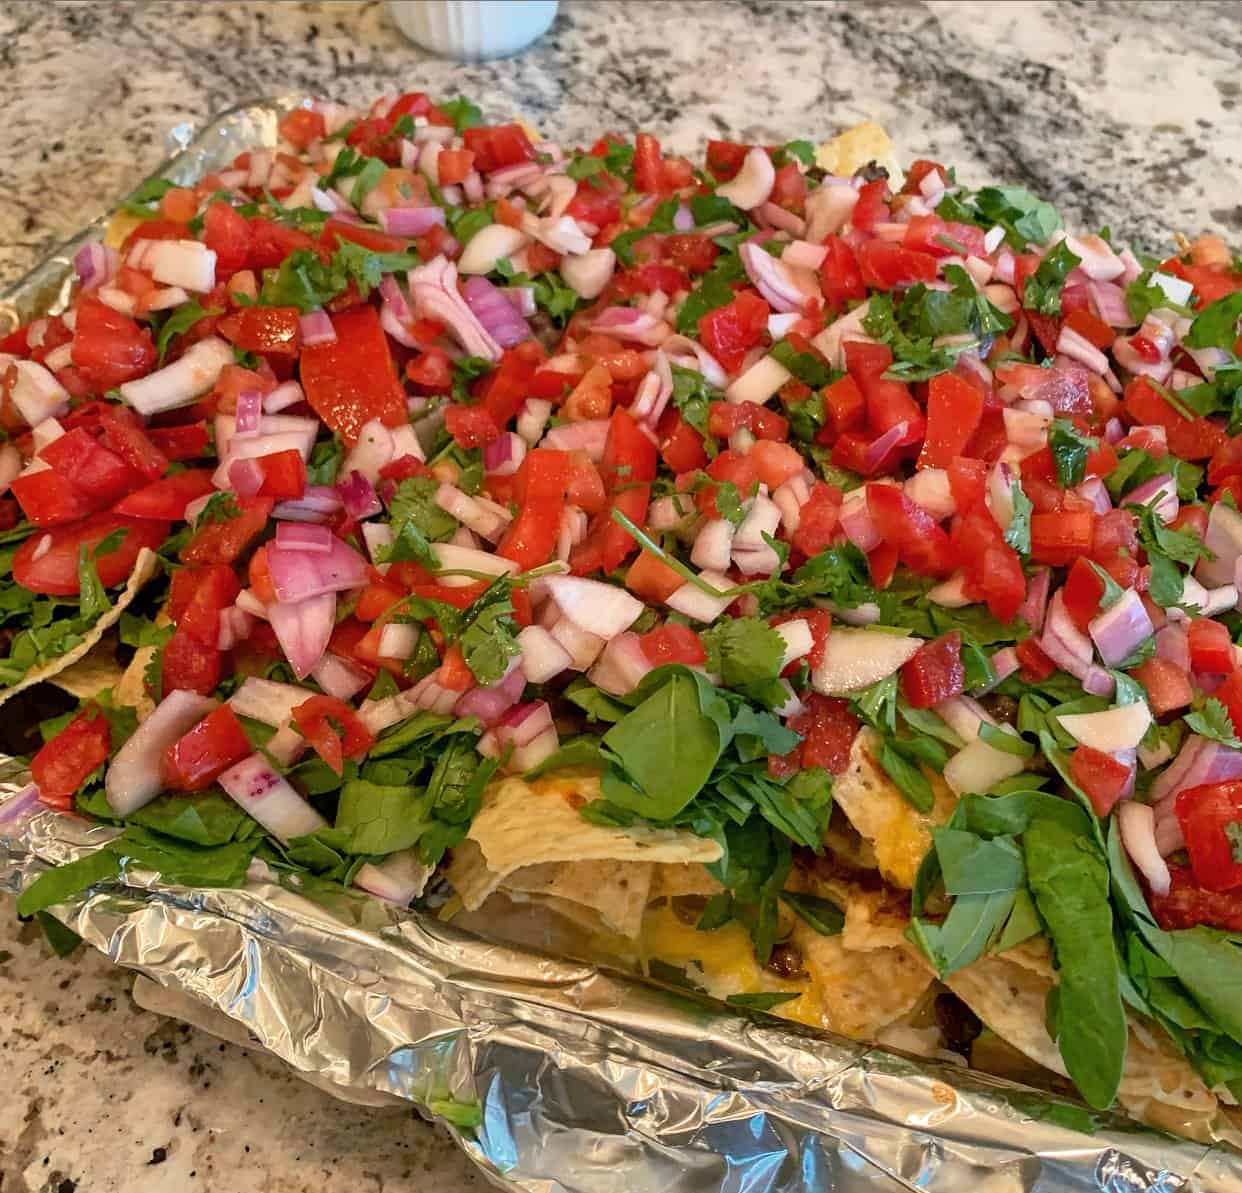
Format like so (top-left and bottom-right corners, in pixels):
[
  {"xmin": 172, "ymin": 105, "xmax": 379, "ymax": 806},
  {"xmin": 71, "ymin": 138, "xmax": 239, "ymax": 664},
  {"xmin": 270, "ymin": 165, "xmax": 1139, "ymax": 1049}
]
[{"xmin": 7, "ymin": 91, "xmax": 1242, "ymax": 1116}]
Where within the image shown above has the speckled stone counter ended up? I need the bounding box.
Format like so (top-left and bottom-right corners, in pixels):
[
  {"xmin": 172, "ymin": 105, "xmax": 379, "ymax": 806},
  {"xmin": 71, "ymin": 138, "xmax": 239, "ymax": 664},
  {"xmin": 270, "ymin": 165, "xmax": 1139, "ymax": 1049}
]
[{"xmin": 1, "ymin": 1, "xmax": 1240, "ymax": 1190}]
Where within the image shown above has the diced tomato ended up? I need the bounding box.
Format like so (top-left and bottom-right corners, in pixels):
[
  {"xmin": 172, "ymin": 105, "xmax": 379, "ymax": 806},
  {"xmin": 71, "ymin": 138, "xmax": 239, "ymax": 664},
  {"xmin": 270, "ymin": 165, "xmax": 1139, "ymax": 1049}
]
[
  {"xmin": 639, "ymin": 622, "xmax": 707, "ymax": 666},
  {"xmin": 770, "ymin": 162, "xmax": 807, "ymax": 213},
  {"xmin": 698, "ymin": 290, "xmax": 770, "ymax": 373},
  {"xmin": 571, "ymin": 484, "xmax": 649, "ymax": 575},
  {"xmin": 769, "ymin": 694, "xmax": 859, "ymax": 778},
  {"xmin": 1061, "ymin": 557, "xmax": 1106, "ymax": 633},
  {"xmin": 246, "ymin": 216, "xmax": 317, "ymax": 271},
  {"xmin": 10, "ymin": 467, "xmax": 93, "ymax": 526},
  {"xmin": 405, "ymin": 348, "xmax": 453, "ymax": 391},
  {"xmin": 256, "ymin": 449, "xmax": 307, "ymax": 500},
  {"xmin": 355, "ymin": 580, "xmax": 404, "ymax": 622},
  {"xmin": 292, "ymin": 694, "xmax": 375, "ymax": 776},
  {"xmin": 665, "ymin": 234, "xmax": 719, "ymax": 274},
  {"xmin": 129, "ymin": 429, "xmax": 200, "ymax": 478},
  {"xmin": 919, "ymin": 372, "xmax": 984, "ymax": 469},
  {"xmin": 387, "ymin": 91, "xmax": 453, "ymax": 127},
  {"xmin": 180, "ymin": 495, "xmax": 274, "ymax": 565},
  {"xmin": 902, "ymin": 213, "xmax": 987, "ymax": 259},
  {"xmin": 69, "ymin": 296, "xmax": 156, "ymax": 392},
  {"xmin": 277, "ymin": 107, "xmax": 326, "ymax": 149},
  {"xmin": 162, "ymin": 627, "xmax": 221, "ymax": 696},
  {"xmin": 39, "ymin": 426, "xmax": 140, "ymax": 508},
  {"xmin": 706, "ymin": 140, "xmax": 750, "ymax": 180},
  {"xmin": 1174, "ymin": 782, "xmax": 1242, "ymax": 892},
  {"xmin": 444, "ymin": 404, "xmax": 501, "ymax": 448},
  {"xmin": 857, "ymin": 240, "xmax": 938, "ymax": 290},
  {"xmin": 1070, "ymin": 745, "xmax": 1132, "ymax": 816},
  {"xmin": 866, "ymin": 483, "xmax": 955, "ymax": 577},
  {"xmin": 202, "ymin": 201, "xmax": 254, "ymax": 281},
  {"xmin": 659, "ymin": 414, "xmax": 708, "ymax": 473},
  {"xmin": 496, "ymin": 496, "xmax": 560, "ymax": 570},
  {"xmin": 566, "ymin": 177, "xmax": 623, "ymax": 228},
  {"xmin": 1218, "ymin": 669, "xmax": 1242, "ymax": 735},
  {"xmin": 821, "ymin": 373, "xmax": 866, "ymax": 436},
  {"xmin": 30, "ymin": 710, "xmax": 111, "ymax": 811},
  {"xmin": 791, "ymin": 481, "xmax": 842, "ymax": 557},
  {"xmin": 217, "ymin": 305, "xmax": 301, "ymax": 356},
  {"xmin": 169, "ymin": 563, "xmax": 241, "ymax": 647},
  {"xmin": 901, "ymin": 160, "xmax": 949, "ymax": 195},
  {"xmin": 707, "ymin": 400, "xmax": 788, "ymax": 442},
  {"xmin": 1015, "ymin": 636, "xmax": 1057, "ymax": 681},
  {"xmin": 481, "ymin": 341, "xmax": 543, "ymax": 428},
  {"xmin": 1123, "ymin": 375, "xmax": 1225, "ymax": 461},
  {"xmin": 947, "ymin": 456, "xmax": 987, "ymax": 512},
  {"xmin": 1064, "ymin": 308, "xmax": 1114, "ymax": 350},
  {"xmin": 1148, "ymin": 865, "xmax": 1242, "ymax": 932},
  {"xmin": 818, "ymin": 236, "xmax": 866, "ymax": 310},
  {"xmin": 850, "ymin": 180, "xmax": 889, "ymax": 235},
  {"xmin": 749, "ymin": 440, "xmax": 803, "ymax": 489},
  {"xmin": 601, "ymin": 407, "xmax": 658, "ymax": 486},
  {"xmin": 320, "ymin": 217, "xmax": 411, "ymax": 257},
  {"xmin": 300, "ymin": 305, "xmax": 407, "ymax": 445},
  {"xmin": 1130, "ymin": 655, "xmax": 1193, "ymax": 715},
  {"xmin": 633, "ymin": 133, "xmax": 664, "ymax": 193},
  {"xmin": 1029, "ymin": 508, "xmax": 1094, "ymax": 566},
  {"xmin": 437, "ymin": 644, "xmax": 474, "ymax": 691},
  {"xmin": 12, "ymin": 512, "xmax": 169, "ymax": 595},
  {"xmin": 162, "ymin": 705, "xmax": 252, "ymax": 792},
  {"xmin": 902, "ymin": 632, "xmax": 964, "ymax": 708},
  {"xmin": 844, "ymin": 341, "xmax": 924, "ymax": 446},
  {"xmin": 462, "ymin": 124, "xmax": 535, "ymax": 173},
  {"xmin": 1189, "ymin": 618, "xmax": 1235, "ymax": 675},
  {"xmin": 437, "ymin": 147, "xmax": 476, "ymax": 186},
  {"xmin": 114, "ymin": 468, "xmax": 215, "ymax": 519},
  {"xmin": 626, "ymin": 550, "xmax": 685, "ymax": 604}
]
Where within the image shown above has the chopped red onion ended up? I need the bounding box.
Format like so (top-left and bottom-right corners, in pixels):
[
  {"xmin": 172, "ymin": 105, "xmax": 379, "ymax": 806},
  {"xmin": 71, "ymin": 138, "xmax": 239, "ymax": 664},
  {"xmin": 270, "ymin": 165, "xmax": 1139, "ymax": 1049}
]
[
  {"xmin": 804, "ymin": 180, "xmax": 859, "ymax": 242},
  {"xmin": 740, "ymin": 242, "xmax": 814, "ymax": 314},
  {"xmin": 462, "ymin": 275, "xmax": 531, "ymax": 348},
  {"xmin": 119, "ymin": 337, "xmax": 234, "ymax": 415},
  {"xmin": 106, "ymin": 691, "xmax": 219, "ymax": 815},
  {"xmin": 717, "ymin": 146, "xmax": 775, "ymax": 210},
  {"xmin": 337, "ymin": 469, "xmax": 382, "ymax": 519},
  {"xmin": 1152, "ymin": 736, "xmax": 1242, "ymax": 806},
  {"xmin": 1076, "ymin": 476, "xmax": 1112, "ymax": 515},
  {"xmin": 228, "ymin": 456, "xmax": 265, "ymax": 497},
  {"xmin": 482, "ymin": 431, "xmax": 527, "ymax": 476},
  {"xmin": 219, "ymin": 753, "xmax": 327, "ymax": 841},
  {"xmin": 986, "ymin": 646, "xmax": 1020, "ymax": 689},
  {"xmin": 1017, "ymin": 567, "xmax": 1051, "ymax": 632},
  {"xmin": 454, "ymin": 663, "xmax": 525, "ymax": 725},
  {"xmin": 782, "ymin": 240, "xmax": 829, "ymax": 271},
  {"xmin": 267, "ymin": 536, "xmax": 368, "ymax": 603},
  {"xmin": 673, "ymin": 203, "xmax": 695, "ymax": 233},
  {"xmin": 1056, "ymin": 325, "xmax": 1109, "ymax": 374},
  {"xmin": 757, "ymin": 201, "xmax": 806, "ymax": 237},
  {"xmin": 352, "ymin": 850, "xmax": 431, "ymax": 907},
  {"xmin": 517, "ymin": 624, "xmax": 572, "ymax": 683},
  {"xmin": 505, "ymin": 286, "xmax": 537, "ymax": 317},
  {"xmin": 378, "ymin": 206, "xmax": 446, "ymax": 237},
  {"xmin": 588, "ymin": 632, "xmax": 654, "ymax": 697},
  {"xmin": 1088, "ymin": 589, "xmax": 1154, "ymax": 667},
  {"xmin": 275, "ymin": 521, "xmax": 333, "ymax": 554},
  {"xmin": 0, "ymin": 783, "xmax": 44, "ymax": 828},
  {"xmin": 1126, "ymin": 473, "xmax": 1178, "ymax": 523},
  {"xmin": 590, "ymin": 305, "xmax": 670, "ymax": 346},
  {"xmin": 542, "ymin": 418, "xmax": 609, "ymax": 461},
  {"xmin": 409, "ymin": 255, "xmax": 501, "ymax": 361},
  {"xmin": 263, "ymin": 381, "xmax": 305, "ymax": 413},
  {"xmin": 268, "ymin": 591, "xmax": 336, "ymax": 679},
  {"xmin": 496, "ymin": 700, "xmax": 555, "ymax": 748},
  {"xmin": 299, "ymin": 310, "xmax": 337, "ymax": 346},
  {"xmin": 840, "ymin": 490, "xmax": 881, "ymax": 552},
  {"xmin": 560, "ymin": 248, "xmax": 617, "ymax": 300},
  {"xmin": 234, "ymin": 389, "xmax": 263, "ymax": 436},
  {"xmin": 1087, "ymin": 279, "xmax": 1132, "ymax": 327},
  {"xmin": 861, "ymin": 421, "xmax": 908, "ymax": 473}
]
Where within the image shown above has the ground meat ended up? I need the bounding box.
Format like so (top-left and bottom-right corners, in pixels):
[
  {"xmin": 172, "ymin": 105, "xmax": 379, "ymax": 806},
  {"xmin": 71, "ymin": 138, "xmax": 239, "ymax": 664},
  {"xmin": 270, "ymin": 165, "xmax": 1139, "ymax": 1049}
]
[
  {"xmin": 766, "ymin": 942, "xmax": 806, "ymax": 980},
  {"xmin": 979, "ymin": 693, "xmax": 1019, "ymax": 726}
]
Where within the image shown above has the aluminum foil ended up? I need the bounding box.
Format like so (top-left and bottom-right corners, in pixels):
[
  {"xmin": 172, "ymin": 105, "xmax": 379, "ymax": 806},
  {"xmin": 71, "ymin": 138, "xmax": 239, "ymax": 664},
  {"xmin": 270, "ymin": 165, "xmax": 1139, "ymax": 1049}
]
[{"xmin": 4, "ymin": 99, "xmax": 1242, "ymax": 1192}]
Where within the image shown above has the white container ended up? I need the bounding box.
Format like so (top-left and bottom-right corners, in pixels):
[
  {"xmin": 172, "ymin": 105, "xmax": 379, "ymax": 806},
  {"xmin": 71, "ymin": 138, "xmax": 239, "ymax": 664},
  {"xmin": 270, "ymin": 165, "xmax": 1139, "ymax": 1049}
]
[{"xmin": 388, "ymin": 1, "xmax": 558, "ymax": 60}]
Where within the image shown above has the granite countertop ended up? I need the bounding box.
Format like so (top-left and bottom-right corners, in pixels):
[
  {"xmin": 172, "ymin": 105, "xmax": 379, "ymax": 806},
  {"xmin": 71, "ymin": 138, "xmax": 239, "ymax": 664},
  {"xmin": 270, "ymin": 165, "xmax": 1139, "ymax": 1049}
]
[{"xmin": 1, "ymin": 1, "xmax": 1240, "ymax": 1189}]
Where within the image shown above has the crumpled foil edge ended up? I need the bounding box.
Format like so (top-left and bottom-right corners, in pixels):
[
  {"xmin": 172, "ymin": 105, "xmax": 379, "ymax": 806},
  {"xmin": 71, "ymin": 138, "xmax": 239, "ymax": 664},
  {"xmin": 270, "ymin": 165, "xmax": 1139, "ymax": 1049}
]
[{"xmin": 3, "ymin": 97, "xmax": 1242, "ymax": 1191}]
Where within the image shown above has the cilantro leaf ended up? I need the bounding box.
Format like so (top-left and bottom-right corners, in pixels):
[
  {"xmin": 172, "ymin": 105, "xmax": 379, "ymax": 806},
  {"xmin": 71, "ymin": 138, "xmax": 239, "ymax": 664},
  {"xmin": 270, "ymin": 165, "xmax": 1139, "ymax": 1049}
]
[
  {"xmin": 457, "ymin": 579, "xmax": 521, "ymax": 685},
  {"xmin": 1128, "ymin": 500, "xmax": 1215, "ymax": 569},
  {"xmin": 1004, "ymin": 480, "xmax": 1033, "ymax": 555},
  {"xmin": 972, "ymin": 185, "xmax": 1063, "ymax": 250},
  {"xmin": 669, "ymin": 363, "xmax": 719, "ymax": 451},
  {"xmin": 1185, "ymin": 698, "xmax": 1242, "ymax": 749},
  {"xmin": 701, "ymin": 617, "xmax": 786, "ymax": 706},
  {"xmin": 121, "ymin": 177, "xmax": 176, "ymax": 218},
  {"xmin": 1023, "ymin": 241, "xmax": 1081, "ymax": 316},
  {"xmin": 197, "ymin": 492, "xmax": 242, "ymax": 525},
  {"xmin": 259, "ymin": 243, "xmax": 419, "ymax": 312},
  {"xmin": 1185, "ymin": 292, "xmax": 1242, "ymax": 351},
  {"xmin": 1048, "ymin": 418, "xmax": 1096, "ymax": 488},
  {"xmin": 439, "ymin": 95, "xmax": 483, "ymax": 134},
  {"xmin": 768, "ymin": 339, "xmax": 836, "ymax": 388},
  {"xmin": 381, "ymin": 476, "xmax": 458, "ymax": 568},
  {"xmin": 154, "ymin": 300, "xmax": 220, "ymax": 364}
]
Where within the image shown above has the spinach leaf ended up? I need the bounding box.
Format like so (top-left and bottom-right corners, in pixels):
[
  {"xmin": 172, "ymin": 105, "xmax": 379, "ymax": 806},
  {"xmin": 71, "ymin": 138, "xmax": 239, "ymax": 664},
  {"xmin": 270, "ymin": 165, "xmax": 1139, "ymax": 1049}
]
[
  {"xmin": 932, "ymin": 827, "xmax": 1026, "ymax": 895},
  {"xmin": 780, "ymin": 889, "xmax": 845, "ymax": 936},
  {"xmin": 1185, "ymin": 292, "xmax": 1242, "ymax": 352},
  {"xmin": 601, "ymin": 670, "xmax": 723, "ymax": 819},
  {"xmin": 726, "ymin": 991, "xmax": 801, "ymax": 1011},
  {"xmin": 877, "ymin": 740, "xmax": 934, "ymax": 812},
  {"xmin": 1025, "ymin": 816, "xmax": 1127, "ymax": 1110},
  {"xmin": 971, "ymin": 186, "xmax": 1063, "ymax": 250}
]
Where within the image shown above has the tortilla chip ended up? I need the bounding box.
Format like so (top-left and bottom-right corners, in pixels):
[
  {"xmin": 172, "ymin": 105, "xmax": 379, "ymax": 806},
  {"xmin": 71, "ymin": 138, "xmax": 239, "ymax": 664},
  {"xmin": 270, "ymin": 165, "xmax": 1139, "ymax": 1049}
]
[
  {"xmin": 791, "ymin": 921, "xmax": 933, "ymax": 1040},
  {"xmin": 948, "ymin": 952, "xmax": 1218, "ymax": 1119},
  {"xmin": 446, "ymin": 774, "xmax": 721, "ymax": 912},
  {"xmin": 503, "ymin": 858, "xmax": 653, "ymax": 939},
  {"xmin": 49, "ymin": 642, "xmax": 127, "ymax": 700},
  {"xmin": 816, "ymin": 120, "xmax": 901, "ymax": 183},
  {"xmin": 112, "ymin": 605, "xmax": 171, "ymax": 719},
  {"xmin": 0, "ymin": 547, "xmax": 160, "ymax": 708},
  {"xmin": 831, "ymin": 727, "xmax": 957, "ymax": 889},
  {"xmin": 104, "ymin": 210, "xmax": 146, "ymax": 251},
  {"xmin": 648, "ymin": 862, "xmax": 725, "ymax": 901}
]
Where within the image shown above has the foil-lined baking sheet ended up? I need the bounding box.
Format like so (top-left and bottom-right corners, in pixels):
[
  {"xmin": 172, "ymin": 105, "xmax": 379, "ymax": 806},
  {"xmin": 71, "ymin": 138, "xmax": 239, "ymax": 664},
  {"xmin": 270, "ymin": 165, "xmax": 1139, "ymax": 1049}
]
[{"xmin": 3, "ymin": 99, "xmax": 1241, "ymax": 1192}]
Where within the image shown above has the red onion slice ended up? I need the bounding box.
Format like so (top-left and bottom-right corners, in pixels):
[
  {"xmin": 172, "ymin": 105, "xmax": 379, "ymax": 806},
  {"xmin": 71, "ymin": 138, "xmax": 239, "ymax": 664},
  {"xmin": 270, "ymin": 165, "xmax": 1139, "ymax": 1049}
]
[{"xmin": 266, "ymin": 536, "xmax": 368, "ymax": 602}]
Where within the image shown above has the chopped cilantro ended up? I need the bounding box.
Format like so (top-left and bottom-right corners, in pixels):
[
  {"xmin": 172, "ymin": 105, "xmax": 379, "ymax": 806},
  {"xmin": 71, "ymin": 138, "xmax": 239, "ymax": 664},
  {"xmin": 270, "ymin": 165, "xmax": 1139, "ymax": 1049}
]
[
  {"xmin": 1185, "ymin": 698, "xmax": 1242, "ymax": 749},
  {"xmin": 1022, "ymin": 241, "xmax": 1081, "ymax": 316},
  {"xmin": 1048, "ymin": 418, "xmax": 1096, "ymax": 488}
]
